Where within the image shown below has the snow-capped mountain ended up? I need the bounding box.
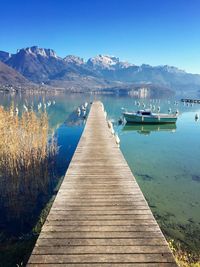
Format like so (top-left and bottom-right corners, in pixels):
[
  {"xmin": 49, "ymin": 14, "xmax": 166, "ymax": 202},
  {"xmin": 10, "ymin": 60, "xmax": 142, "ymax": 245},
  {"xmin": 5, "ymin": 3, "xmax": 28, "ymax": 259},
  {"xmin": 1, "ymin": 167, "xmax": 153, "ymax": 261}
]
[
  {"xmin": 5, "ymin": 46, "xmax": 66, "ymax": 82},
  {"xmin": 87, "ymin": 55, "xmax": 119, "ymax": 69},
  {"xmin": 154, "ymin": 65, "xmax": 186, "ymax": 74},
  {"xmin": 87, "ymin": 55, "xmax": 133, "ymax": 70},
  {"xmin": 16, "ymin": 46, "xmax": 59, "ymax": 58},
  {"xmin": 63, "ymin": 55, "xmax": 84, "ymax": 65}
]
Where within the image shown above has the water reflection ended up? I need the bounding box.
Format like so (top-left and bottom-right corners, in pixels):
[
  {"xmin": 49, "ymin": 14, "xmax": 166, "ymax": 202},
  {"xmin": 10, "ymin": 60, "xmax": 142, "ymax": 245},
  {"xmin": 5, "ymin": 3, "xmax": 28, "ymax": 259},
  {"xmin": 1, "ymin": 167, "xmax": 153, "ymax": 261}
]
[
  {"xmin": 122, "ymin": 123, "xmax": 177, "ymax": 135},
  {"xmin": 64, "ymin": 109, "xmax": 88, "ymax": 126}
]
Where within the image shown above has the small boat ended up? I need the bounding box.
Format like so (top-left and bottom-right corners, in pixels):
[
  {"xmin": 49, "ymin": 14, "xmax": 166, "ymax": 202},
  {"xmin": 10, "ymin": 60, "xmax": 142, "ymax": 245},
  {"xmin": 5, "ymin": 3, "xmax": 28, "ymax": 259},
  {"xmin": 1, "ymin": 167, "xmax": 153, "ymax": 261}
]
[{"xmin": 123, "ymin": 109, "xmax": 178, "ymax": 124}]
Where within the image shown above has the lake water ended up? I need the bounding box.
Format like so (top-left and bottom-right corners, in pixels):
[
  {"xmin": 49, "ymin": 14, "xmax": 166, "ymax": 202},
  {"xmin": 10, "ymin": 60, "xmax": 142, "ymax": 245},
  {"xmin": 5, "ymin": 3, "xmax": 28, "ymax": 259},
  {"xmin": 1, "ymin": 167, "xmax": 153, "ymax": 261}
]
[{"xmin": 0, "ymin": 92, "xmax": 200, "ymax": 265}]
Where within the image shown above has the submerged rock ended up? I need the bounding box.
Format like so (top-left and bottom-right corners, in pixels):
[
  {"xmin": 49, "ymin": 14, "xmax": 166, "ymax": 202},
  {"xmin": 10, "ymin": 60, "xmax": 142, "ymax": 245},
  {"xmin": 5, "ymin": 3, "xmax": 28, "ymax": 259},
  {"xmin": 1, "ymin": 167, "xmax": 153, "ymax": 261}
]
[
  {"xmin": 192, "ymin": 175, "xmax": 200, "ymax": 182},
  {"xmin": 139, "ymin": 174, "xmax": 154, "ymax": 181}
]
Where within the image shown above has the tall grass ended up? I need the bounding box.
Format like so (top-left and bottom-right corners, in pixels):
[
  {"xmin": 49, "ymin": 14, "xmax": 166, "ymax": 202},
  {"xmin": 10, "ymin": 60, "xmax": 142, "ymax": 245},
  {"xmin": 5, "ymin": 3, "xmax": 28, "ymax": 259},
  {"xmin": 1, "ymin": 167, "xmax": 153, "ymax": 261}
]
[{"xmin": 0, "ymin": 105, "xmax": 57, "ymax": 226}]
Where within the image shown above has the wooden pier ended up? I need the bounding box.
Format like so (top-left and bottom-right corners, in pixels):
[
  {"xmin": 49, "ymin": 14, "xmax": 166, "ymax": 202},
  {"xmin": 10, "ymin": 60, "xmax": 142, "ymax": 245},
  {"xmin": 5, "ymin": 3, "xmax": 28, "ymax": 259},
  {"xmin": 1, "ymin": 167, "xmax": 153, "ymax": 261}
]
[{"xmin": 27, "ymin": 101, "xmax": 177, "ymax": 266}]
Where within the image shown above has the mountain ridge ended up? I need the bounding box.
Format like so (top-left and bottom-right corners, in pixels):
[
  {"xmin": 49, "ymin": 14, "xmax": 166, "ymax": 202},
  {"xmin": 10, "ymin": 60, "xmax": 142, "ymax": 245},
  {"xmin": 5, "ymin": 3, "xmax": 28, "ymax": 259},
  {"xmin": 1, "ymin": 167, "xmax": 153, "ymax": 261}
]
[{"xmin": 1, "ymin": 46, "xmax": 200, "ymax": 95}]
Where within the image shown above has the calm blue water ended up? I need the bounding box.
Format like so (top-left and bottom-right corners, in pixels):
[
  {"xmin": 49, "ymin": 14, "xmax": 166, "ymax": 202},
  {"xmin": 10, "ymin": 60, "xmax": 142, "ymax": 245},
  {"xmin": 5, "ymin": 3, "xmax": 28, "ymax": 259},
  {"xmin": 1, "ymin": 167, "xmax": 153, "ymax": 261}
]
[
  {"xmin": 102, "ymin": 96, "xmax": 200, "ymax": 251},
  {"xmin": 0, "ymin": 92, "xmax": 200, "ymax": 265}
]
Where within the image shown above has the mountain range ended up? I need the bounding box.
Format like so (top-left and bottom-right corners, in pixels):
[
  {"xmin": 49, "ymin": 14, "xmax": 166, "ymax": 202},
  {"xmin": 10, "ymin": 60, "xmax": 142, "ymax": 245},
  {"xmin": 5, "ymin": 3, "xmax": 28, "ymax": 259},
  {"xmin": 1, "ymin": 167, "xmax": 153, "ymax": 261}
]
[{"xmin": 1, "ymin": 46, "xmax": 200, "ymax": 96}]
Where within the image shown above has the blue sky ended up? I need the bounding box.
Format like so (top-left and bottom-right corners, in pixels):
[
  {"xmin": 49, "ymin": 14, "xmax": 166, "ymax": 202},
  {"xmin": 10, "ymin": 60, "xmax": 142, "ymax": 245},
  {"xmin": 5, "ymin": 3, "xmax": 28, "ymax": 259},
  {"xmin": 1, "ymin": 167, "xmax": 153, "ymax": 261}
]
[{"xmin": 1, "ymin": 0, "xmax": 200, "ymax": 73}]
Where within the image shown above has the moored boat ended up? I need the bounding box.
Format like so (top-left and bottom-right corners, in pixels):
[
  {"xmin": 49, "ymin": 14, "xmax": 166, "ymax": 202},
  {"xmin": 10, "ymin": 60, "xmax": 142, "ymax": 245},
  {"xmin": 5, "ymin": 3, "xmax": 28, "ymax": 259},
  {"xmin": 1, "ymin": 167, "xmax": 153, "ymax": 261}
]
[{"xmin": 123, "ymin": 109, "xmax": 178, "ymax": 124}]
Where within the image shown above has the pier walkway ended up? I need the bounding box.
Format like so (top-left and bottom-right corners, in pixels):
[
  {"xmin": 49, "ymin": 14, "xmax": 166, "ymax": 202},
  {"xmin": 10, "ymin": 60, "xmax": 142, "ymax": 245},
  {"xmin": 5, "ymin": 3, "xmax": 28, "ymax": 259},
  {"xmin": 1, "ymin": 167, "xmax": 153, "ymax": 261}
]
[{"xmin": 28, "ymin": 101, "xmax": 177, "ymax": 266}]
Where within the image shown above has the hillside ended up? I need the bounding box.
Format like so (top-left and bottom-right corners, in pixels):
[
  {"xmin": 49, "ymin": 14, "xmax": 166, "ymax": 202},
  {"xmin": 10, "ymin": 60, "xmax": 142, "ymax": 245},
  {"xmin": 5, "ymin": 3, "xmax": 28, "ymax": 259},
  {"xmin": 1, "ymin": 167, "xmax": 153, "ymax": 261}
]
[
  {"xmin": 0, "ymin": 61, "xmax": 28, "ymax": 85},
  {"xmin": 1, "ymin": 46, "xmax": 200, "ymax": 95}
]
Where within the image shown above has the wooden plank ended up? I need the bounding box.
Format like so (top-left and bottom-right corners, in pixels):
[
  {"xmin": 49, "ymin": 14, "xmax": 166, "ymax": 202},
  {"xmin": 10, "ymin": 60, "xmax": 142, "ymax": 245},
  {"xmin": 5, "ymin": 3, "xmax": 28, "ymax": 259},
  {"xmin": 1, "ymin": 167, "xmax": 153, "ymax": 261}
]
[
  {"xmin": 27, "ymin": 101, "xmax": 177, "ymax": 266},
  {"xmin": 29, "ymin": 253, "xmax": 175, "ymax": 263},
  {"xmin": 47, "ymin": 214, "xmax": 155, "ymax": 221},
  {"xmin": 32, "ymin": 245, "xmax": 170, "ymax": 254},
  {"xmin": 47, "ymin": 210, "xmax": 152, "ymax": 215},
  {"xmin": 44, "ymin": 219, "xmax": 157, "ymax": 226},
  {"xmin": 50, "ymin": 206, "xmax": 149, "ymax": 211},
  {"xmin": 36, "ymin": 237, "xmax": 168, "ymax": 246},
  {"xmin": 39, "ymin": 231, "xmax": 163, "ymax": 239},
  {"xmin": 42, "ymin": 225, "xmax": 161, "ymax": 232},
  {"xmin": 28, "ymin": 263, "xmax": 177, "ymax": 267}
]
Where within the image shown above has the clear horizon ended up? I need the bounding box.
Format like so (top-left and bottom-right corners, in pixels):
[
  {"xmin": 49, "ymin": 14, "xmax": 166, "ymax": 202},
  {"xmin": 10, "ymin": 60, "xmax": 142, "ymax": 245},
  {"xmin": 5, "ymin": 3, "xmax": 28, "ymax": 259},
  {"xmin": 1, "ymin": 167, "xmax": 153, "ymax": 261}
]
[{"xmin": 1, "ymin": 0, "xmax": 200, "ymax": 74}]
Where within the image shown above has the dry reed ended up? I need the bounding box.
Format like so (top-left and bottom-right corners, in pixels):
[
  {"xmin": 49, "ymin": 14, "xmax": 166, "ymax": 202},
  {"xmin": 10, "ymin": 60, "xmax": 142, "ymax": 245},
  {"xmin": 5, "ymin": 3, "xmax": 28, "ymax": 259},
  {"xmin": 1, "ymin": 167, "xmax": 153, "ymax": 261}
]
[{"xmin": 0, "ymin": 105, "xmax": 57, "ymax": 222}]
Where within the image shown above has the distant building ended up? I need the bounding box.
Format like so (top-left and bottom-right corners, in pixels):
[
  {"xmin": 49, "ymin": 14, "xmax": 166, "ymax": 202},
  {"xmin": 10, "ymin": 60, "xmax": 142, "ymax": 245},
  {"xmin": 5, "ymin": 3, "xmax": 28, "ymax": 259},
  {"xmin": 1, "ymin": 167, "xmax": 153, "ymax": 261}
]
[{"xmin": 129, "ymin": 87, "xmax": 149, "ymax": 98}]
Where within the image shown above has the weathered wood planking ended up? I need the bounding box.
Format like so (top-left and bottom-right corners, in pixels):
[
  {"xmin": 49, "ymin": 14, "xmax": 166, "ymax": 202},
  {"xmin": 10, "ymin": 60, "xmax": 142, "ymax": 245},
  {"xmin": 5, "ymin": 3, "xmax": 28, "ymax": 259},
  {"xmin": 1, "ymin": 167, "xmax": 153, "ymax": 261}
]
[{"xmin": 27, "ymin": 101, "xmax": 177, "ymax": 266}]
